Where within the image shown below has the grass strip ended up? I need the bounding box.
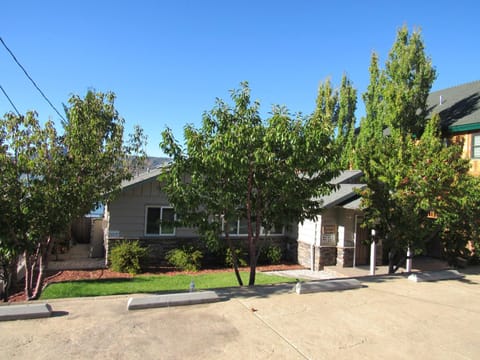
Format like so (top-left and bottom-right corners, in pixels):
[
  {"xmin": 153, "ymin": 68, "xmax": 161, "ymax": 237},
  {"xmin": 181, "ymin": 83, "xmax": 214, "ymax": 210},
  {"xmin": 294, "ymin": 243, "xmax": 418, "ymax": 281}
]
[{"xmin": 40, "ymin": 271, "xmax": 295, "ymax": 300}]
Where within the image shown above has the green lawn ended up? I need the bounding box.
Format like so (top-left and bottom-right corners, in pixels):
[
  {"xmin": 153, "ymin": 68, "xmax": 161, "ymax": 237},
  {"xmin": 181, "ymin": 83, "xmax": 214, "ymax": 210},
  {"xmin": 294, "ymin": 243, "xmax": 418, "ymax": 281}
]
[{"xmin": 40, "ymin": 271, "xmax": 295, "ymax": 300}]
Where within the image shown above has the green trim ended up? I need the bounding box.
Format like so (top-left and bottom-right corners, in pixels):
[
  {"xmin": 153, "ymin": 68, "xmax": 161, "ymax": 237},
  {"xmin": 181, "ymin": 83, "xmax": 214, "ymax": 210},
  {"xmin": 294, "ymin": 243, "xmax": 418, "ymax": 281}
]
[{"xmin": 449, "ymin": 123, "xmax": 480, "ymax": 133}]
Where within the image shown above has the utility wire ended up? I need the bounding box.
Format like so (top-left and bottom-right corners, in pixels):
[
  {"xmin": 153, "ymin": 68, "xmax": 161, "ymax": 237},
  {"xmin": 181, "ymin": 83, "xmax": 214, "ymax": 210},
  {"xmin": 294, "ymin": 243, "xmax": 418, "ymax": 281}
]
[
  {"xmin": 0, "ymin": 84, "xmax": 21, "ymax": 116},
  {"xmin": 0, "ymin": 37, "xmax": 66, "ymax": 122}
]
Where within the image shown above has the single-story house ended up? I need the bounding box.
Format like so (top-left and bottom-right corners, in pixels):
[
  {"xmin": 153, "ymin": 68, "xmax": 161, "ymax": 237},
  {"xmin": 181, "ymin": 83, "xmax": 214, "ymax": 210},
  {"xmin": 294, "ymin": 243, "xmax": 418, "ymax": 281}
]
[
  {"xmin": 103, "ymin": 166, "xmax": 376, "ymax": 270},
  {"xmin": 103, "ymin": 160, "xmax": 296, "ymax": 266}
]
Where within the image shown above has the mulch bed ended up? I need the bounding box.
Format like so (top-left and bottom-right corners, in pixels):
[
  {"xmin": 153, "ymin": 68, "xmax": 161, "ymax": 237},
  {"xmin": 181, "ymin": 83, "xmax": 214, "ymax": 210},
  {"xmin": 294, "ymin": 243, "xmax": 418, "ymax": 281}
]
[{"xmin": 6, "ymin": 263, "xmax": 304, "ymax": 303}]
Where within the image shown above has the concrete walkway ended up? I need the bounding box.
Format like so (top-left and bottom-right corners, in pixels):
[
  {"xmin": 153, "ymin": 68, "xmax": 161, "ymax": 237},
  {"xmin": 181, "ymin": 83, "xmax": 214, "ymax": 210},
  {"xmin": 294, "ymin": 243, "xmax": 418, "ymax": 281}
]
[
  {"xmin": 266, "ymin": 256, "xmax": 451, "ymax": 280},
  {"xmin": 1, "ymin": 267, "xmax": 479, "ymax": 359},
  {"xmin": 48, "ymin": 244, "xmax": 105, "ymax": 271}
]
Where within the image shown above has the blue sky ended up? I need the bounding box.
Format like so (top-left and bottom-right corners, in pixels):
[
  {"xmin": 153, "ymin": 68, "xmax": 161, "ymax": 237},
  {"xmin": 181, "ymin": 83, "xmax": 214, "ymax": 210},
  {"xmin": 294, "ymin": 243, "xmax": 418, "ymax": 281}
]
[{"xmin": 1, "ymin": 1, "xmax": 479, "ymax": 156}]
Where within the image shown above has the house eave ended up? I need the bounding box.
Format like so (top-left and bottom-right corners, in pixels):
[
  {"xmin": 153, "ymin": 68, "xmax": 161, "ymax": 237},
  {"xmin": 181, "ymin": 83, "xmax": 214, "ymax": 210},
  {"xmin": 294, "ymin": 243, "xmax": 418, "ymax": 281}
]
[{"xmin": 449, "ymin": 123, "xmax": 480, "ymax": 133}]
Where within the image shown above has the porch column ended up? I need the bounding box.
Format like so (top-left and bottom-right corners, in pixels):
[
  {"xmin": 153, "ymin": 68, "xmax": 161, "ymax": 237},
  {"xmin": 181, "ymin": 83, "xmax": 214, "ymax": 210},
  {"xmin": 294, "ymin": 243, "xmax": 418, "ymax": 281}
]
[{"xmin": 370, "ymin": 230, "xmax": 376, "ymax": 275}]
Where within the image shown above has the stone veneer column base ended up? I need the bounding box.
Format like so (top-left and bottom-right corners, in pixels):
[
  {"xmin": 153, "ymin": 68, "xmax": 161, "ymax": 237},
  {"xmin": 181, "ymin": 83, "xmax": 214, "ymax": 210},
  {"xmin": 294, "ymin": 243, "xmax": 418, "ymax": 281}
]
[
  {"xmin": 336, "ymin": 247, "xmax": 354, "ymax": 267},
  {"xmin": 297, "ymin": 243, "xmax": 337, "ymax": 271}
]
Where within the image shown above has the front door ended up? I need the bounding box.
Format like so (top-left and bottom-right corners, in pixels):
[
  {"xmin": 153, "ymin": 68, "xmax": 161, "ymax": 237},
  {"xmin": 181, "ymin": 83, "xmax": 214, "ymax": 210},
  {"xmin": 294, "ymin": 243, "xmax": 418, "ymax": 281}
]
[{"xmin": 355, "ymin": 217, "xmax": 370, "ymax": 265}]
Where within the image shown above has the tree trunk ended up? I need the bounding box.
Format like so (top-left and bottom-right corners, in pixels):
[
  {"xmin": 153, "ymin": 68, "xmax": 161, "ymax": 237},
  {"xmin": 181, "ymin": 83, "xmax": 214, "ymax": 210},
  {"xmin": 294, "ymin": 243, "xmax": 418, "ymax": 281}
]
[
  {"xmin": 225, "ymin": 229, "xmax": 243, "ymax": 286},
  {"xmin": 388, "ymin": 249, "xmax": 396, "ymax": 274},
  {"xmin": 1, "ymin": 264, "xmax": 8, "ymax": 302},
  {"xmin": 24, "ymin": 236, "xmax": 53, "ymax": 300},
  {"xmin": 246, "ymin": 165, "xmax": 257, "ymax": 286},
  {"xmin": 29, "ymin": 236, "xmax": 53, "ymax": 300},
  {"xmin": 24, "ymin": 252, "xmax": 32, "ymax": 300}
]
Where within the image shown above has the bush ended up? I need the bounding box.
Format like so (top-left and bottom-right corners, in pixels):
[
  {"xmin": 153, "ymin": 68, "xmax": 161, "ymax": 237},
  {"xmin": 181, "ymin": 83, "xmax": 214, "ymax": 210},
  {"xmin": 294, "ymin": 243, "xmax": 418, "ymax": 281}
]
[
  {"xmin": 225, "ymin": 247, "xmax": 248, "ymax": 268},
  {"xmin": 258, "ymin": 244, "xmax": 283, "ymax": 265},
  {"xmin": 110, "ymin": 240, "xmax": 148, "ymax": 274},
  {"xmin": 266, "ymin": 245, "xmax": 283, "ymax": 264},
  {"xmin": 166, "ymin": 246, "xmax": 203, "ymax": 271}
]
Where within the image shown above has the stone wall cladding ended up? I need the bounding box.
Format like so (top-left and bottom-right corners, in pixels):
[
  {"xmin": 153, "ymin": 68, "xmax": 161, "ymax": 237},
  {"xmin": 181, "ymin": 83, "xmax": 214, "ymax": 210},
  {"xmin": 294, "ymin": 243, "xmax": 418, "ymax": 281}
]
[
  {"xmin": 108, "ymin": 236, "xmax": 296, "ymax": 268},
  {"xmin": 297, "ymin": 243, "xmax": 338, "ymax": 270},
  {"xmin": 337, "ymin": 247, "xmax": 354, "ymax": 267},
  {"xmin": 318, "ymin": 246, "xmax": 337, "ymax": 270},
  {"xmin": 297, "ymin": 241, "xmax": 312, "ymax": 268}
]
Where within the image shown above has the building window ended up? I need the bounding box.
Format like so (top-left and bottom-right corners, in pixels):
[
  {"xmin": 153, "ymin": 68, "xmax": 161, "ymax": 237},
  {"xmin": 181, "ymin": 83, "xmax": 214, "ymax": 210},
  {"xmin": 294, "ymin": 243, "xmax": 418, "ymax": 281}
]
[
  {"xmin": 473, "ymin": 133, "xmax": 480, "ymax": 159},
  {"xmin": 145, "ymin": 206, "xmax": 175, "ymax": 235},
  {"xmin": 224, "ymin": 218, "xmax": 284, "ymax": 236}
]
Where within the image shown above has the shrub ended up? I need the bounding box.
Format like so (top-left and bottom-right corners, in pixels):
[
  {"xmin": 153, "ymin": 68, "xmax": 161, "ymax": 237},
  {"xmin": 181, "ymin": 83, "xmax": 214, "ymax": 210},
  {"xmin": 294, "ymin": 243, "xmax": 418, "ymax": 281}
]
[
  {"xmin": 266, "ymin": 245, "xmax": 283, "ymax": 264},
  {"xmin": 225, "ymin": 247, "xmax": 248, "ymax": 268},
  {"xmin": 110, "ymin": 240, "xmax": 148, "ymax": 274},
  {"xmin": 258, "ymin": 244, "xmax": 283, "ymax": 265},
  {"xmin": 166, "ymin": 246, "xmax": 203, "ymax": 271}
]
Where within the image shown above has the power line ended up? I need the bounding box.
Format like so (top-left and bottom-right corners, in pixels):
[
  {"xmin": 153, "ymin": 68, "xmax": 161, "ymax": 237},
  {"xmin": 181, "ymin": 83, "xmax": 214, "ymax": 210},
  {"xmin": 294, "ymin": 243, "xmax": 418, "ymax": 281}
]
[
  {"xmin": 0, "ymin": 37, "xmax": 66, "ymax": 122},
  {"xmin": 0, "ymin": 83, "xmax": 21, "ymax": 116}
]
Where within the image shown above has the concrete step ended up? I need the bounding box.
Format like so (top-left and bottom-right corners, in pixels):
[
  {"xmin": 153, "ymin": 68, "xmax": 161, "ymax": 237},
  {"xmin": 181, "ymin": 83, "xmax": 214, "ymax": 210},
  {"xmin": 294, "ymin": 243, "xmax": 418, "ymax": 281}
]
[
  {"xmin": 0, "ymin": 303, "xmax": 52, "ymax": 321},
  {"xmin": 408, "ymin": 269, "xmax": 464, "ymax": 282},
  {"xmin": 127, "ymin": 291, "xmax": 219, "ymax": 310},
  {"xmin": 295, "ymin": 278, "xmax": 362, "ymax": 294}
]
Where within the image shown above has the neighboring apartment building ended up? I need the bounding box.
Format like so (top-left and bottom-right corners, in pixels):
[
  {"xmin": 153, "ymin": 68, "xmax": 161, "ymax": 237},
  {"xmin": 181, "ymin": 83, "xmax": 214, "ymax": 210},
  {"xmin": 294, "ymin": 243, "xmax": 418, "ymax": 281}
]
[{"xmin": 427, "ymin": 80, "xmax": 480, "ymax": 176}]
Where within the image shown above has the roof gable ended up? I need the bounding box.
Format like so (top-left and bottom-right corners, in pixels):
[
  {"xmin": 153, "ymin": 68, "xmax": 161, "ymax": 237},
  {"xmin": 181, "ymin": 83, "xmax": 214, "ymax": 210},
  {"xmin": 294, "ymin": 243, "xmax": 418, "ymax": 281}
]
[{"xmin": 427, "ymin": 81, "xmax": 480, "ymax": 133}]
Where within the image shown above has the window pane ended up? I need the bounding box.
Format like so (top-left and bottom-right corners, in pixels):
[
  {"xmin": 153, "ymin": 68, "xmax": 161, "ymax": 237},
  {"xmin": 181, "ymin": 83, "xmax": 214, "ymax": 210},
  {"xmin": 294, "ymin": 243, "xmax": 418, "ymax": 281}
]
[
  {"xmin": 473, "ymin": 135, "xmax": 480, "ymax": 147},
  {"xmin": 161, "ymin": 208, "xmax": 175, "ymax": 234},
  {"xmin": 270, "ymin": 223, "xmax": 284, "ymax": 235},
  {"xmin": 228, "ymin": 219, "xmax": 238, "ymax": 235},
  {"xmin": 474, "ymin": 146, "xmax": 480, "ymax": 159},
  {"xmin": 146, "ymin": 207, "xmax": 161, "ymax": 234},
  {"xmin": 238, "ymin": 218, "xmax": 248, "ymax": 235}
]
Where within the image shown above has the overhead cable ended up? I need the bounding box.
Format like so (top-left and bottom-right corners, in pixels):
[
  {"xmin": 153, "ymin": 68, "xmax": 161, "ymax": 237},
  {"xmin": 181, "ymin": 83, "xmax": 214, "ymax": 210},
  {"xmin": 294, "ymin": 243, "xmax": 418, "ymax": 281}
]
[
  {"xmin": 0, "ymin": 37, "xmax": 66, "ymax": 122},
  {"xmin": 0, "ymin": 83, "xmax": 21, "ymax": 116}
]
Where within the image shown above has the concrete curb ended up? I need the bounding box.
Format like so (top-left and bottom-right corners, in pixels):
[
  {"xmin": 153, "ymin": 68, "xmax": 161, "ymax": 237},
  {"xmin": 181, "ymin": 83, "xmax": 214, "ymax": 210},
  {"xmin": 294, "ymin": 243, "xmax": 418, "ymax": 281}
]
[
  {"xmin": 295, "ymin": 278, "xmax": 362, "ymax": 294},
  {"xmin": 0, "ymin": 303, "xmax": 52, "ymax": 321},
  {"xmin": 408, "ymin": 269, "xmax": 465, "ymax": 282},
  {"xmin": 127, "ymin": 291, "xmax": 219, "ymax": 310}
]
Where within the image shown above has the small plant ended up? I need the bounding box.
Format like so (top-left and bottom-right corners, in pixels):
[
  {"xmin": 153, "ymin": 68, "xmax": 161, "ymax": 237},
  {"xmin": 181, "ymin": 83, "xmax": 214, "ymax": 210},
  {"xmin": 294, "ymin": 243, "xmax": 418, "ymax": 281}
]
[
  {"xmin": 110, "ymin": 240, "xmax": 148, "ymax": 274},
  {"xmin": 258, "ymin": 244, "xmax": 283, "ymax": 265},
  {"xmin": 166, "ymin": 246, "xmax": 203, "ymax": 271},
  {"xmin": 225, "ymin": 247, "xmax": 247, "ymax": 268},
  {"xmin": 266, "ymin": 245, "xmax": 283, "ymax": 264}
]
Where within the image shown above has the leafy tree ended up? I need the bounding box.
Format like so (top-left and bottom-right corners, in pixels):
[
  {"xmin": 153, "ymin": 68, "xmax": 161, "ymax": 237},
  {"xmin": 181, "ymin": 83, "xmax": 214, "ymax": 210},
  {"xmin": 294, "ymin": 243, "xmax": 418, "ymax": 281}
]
[
  {"xmin": 160, "ymin": 82, "xmax": 340, "ymax": 285},
  {"xmin": 354, "ymin": 52, "xmax": 385, "ymax": 170},
  {"xmin": 0, "ymin": 91, "xmax": 145, "ymax": 300},
  {"xmin": 335, "ymin": 75, "xmax": 357, "ymax": 169},
  {"xmin": 355, "ymin": 26, "xmax": 478, "ymax": 272}
]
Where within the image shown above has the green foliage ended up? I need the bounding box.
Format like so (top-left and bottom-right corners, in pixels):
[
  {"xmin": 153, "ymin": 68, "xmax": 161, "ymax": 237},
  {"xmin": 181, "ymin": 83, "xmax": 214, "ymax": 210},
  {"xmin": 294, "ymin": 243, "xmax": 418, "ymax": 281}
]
[
  {"xmin": 110, "ymin": 241, "xmax": 148, "ymax": 274},
  {"xmin": 0, "ymin": 92, "xmax": 146, "ymax": 299},
  {"xmin": 353, "ymin": 26, "xmax": 478, "ymax": 272},
  {"xmin": 166, "ymin": 246, "xmax": 203, "ymax": 272},
  {"xmin": 225, "ymin": 247, "xmax": 247, "ymax": 268},
  {"xmin": 160, "ymin": 82, "xmax": 340, "ymax": 285},
  {"xmin": 258, "ymin": 244, "xmax": 283, "ymax": 265}
]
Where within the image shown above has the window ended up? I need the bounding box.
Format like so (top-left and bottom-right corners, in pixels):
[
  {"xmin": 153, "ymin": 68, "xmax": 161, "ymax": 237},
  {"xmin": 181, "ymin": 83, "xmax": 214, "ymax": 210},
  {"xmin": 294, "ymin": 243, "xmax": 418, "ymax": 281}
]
[
  {"xmin": 472, "ymin": 133, "xmax": 480, "ymax": 159},
  {"xmin": 225, "ymin": 218, "xmax": 284, "ymax": 236},
  {"xmin": 145, "ymin": 206, "xmax": 175, "ymax": 235}
]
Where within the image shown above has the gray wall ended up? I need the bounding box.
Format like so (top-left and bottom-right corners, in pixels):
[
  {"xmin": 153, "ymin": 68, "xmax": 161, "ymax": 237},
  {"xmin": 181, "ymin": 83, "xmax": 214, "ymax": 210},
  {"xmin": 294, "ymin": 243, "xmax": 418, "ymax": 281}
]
[{"xmin": 107, "ymin": 178, "xmax": 198, "ymax": 239}]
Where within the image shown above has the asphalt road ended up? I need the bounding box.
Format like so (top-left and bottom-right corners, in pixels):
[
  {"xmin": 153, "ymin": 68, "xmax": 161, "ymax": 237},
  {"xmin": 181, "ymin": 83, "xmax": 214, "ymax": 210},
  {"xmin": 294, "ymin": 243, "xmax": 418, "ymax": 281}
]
[{"xmin": 1, "ymin": 268, "xmax": 479, "ymax": 360}]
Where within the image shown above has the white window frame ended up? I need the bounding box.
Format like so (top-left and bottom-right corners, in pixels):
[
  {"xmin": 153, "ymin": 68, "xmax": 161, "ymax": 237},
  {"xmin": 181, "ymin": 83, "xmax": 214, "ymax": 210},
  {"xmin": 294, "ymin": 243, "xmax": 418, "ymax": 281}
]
[
  {"xmin": 145, "ymin": 206, "xmax": 176, "ymax": 236},
  {"xmin": 472, "ymin": 133, "xmax": 480, "ymax": 159},
  {"xmin": 222, "ymin": 218, "xmax": 284, "ymax": 236}
]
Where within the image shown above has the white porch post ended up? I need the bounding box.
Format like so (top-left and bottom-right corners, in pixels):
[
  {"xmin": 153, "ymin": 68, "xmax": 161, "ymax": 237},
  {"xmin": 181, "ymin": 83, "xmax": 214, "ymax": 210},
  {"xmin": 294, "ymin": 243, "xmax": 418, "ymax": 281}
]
[
  {"xmin": 370, "ymin": 230, "xmax": 376, "ymax": 276},
  {"xmin": 406, "ymin": 246, "xmax": 412, "ymax": 272}
]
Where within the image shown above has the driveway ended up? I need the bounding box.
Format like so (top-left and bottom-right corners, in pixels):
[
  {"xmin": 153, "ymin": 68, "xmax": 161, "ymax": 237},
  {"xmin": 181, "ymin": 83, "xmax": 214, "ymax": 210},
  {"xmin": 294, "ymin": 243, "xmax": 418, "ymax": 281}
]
[{"xmin": 1, "ymin": 267, "xmax": 479, "ymax": 360}]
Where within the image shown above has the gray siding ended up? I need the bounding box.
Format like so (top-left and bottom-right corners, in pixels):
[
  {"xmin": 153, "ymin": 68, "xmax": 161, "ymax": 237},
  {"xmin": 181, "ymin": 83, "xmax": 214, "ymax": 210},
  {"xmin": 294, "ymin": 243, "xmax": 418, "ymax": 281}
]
[{"xmin": 107, "ymin": 178, "xmax": 198, "ymax": 239}]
